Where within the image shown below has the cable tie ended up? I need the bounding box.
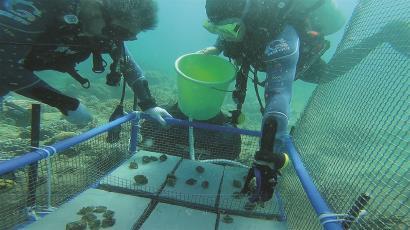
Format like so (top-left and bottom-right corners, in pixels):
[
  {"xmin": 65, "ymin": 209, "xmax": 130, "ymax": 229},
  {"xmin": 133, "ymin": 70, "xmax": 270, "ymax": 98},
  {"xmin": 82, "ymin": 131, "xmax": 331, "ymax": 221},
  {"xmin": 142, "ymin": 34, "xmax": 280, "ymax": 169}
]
[
  {"xmin": 31, "ymin": 146, "xmax": 56, "ymax": 158},
  {"xmin": 319, "ymin": 213, "xmax": 354, "ymax": 225},
  {"xmin": 43, "ymin": 146, "xmax": 57, "ymax": 156}
]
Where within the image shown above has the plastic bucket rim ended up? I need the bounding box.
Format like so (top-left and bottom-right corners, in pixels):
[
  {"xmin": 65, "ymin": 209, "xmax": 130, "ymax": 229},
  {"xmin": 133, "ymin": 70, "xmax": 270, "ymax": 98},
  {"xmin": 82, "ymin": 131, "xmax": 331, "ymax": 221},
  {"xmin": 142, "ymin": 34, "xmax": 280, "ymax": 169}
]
[{"xmin": 175, "ymin": 53, "xmax": 236, "ymax": 86}]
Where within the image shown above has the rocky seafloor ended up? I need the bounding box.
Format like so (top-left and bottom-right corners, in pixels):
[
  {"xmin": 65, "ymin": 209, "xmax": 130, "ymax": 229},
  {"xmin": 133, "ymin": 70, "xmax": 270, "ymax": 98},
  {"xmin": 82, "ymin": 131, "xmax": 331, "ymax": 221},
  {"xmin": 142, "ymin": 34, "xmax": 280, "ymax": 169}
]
[
  {"xmin": 0, "ymin": 68, "xmax": 307, "ymax": 169},
  {"xmin": 0, "ymin": 69, "xmax": 310, "ymax": 229}
]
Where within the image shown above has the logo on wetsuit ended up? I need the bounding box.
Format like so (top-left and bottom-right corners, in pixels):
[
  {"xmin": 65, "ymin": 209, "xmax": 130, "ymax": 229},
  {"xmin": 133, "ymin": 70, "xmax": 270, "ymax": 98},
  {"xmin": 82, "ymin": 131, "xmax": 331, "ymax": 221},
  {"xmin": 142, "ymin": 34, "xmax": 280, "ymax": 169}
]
[{"xmin": 265, "ymin": 39, "xmax": 291, "ymax": 57}]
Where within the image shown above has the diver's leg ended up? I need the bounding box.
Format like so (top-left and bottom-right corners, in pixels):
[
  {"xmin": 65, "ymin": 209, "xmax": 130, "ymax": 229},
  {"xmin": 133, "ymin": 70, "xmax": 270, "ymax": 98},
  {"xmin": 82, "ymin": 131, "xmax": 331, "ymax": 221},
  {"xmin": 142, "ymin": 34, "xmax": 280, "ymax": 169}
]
[
  {"xmin": 1, "ymin": 65, "xmax": 80, "ymax": 114},
  {"xmin": 5, "ymin": 71, "xmax": 92, "ymax": 124},
  {"xmin": 301, "ymin": 20, "xmax": 410, "ymax": 84},
  {"xmin": 15, "ymin": 80, "xmax": 92, "ymax": 125},
  {"xmin": 315, "ymin": 20, "xmax": 410, "ymax": 84},
  {"xmin": 297, "ymin": 58, "xmax": 329, "ymax": 84},
  {"xmin": 372, "ymin": 20, "xmax": 410, "ymax": 58},
  {"xmin": 262, "ymin": 25, "xmax": 300, "ymax": 155},
  {"xmin": 13, "ymin": 79, "xmax": 79, "ymax": 115}
]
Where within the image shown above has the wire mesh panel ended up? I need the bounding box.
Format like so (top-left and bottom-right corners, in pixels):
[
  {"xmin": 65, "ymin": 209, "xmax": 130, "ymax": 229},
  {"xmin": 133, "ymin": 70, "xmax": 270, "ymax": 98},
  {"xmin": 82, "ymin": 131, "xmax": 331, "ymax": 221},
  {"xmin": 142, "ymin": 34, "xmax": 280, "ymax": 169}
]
[
  {"xmin": 100, "ymin": 124, "xmax": 283, "ymax": 220},
  {"xmin": 139, "ymin": 119, "xmax": 259, "ymax": 164},
  {"xmin": 286, "ymin": 0, "xmax": 410, "ymax": 229},
  {"xmin": 0, "ymin": 122, "xmax": 131, "ymax": 230},
  {"xmin": 279, "ymin": 164, "xmax": 322, "ymax": 229}
]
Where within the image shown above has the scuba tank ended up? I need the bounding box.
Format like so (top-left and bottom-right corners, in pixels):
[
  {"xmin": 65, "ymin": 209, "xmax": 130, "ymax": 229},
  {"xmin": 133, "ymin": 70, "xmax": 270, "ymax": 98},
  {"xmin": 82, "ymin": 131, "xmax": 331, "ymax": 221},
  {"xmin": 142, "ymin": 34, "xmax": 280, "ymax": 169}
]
[{"xmin": 291, "ymin": 0, "xmax": 346, "ymax": 35}]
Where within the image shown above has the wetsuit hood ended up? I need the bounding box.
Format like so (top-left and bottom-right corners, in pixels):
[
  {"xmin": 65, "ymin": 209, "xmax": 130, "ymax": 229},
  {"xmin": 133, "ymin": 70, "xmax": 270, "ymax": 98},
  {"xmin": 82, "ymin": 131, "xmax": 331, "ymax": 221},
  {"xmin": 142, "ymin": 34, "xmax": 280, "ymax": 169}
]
[{"xmin": 205, "ymin": 0, "xmax": 247, "ymax": 23}]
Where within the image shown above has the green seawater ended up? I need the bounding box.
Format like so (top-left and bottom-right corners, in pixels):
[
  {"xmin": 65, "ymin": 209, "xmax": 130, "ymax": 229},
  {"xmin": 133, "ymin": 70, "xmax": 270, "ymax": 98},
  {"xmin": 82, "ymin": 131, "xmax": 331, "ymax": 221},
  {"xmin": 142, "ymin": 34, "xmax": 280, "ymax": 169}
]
[
  {"xmin": 32, "ymin": 0, "xmax": 358, "ymax": 130},
  {"xmin": 8, "ymin": 0, "xmax": 409, "ymax": 230}
]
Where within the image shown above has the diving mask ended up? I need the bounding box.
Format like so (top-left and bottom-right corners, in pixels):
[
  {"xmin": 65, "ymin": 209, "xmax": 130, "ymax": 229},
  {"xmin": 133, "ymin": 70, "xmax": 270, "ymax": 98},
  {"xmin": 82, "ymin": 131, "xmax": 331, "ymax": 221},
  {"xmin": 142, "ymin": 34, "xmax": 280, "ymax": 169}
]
[{"xmin": 203, "ymin": 19, "xmax": 246, "ymax": 42}]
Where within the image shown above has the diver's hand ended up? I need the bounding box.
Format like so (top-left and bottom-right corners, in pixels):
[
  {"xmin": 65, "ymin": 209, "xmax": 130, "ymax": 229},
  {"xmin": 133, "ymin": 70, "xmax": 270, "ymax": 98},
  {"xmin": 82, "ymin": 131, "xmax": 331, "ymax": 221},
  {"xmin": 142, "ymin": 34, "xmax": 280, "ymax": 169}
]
[
  {"xmin": 242, "ymin": 162, "xmax": 279, "ymax": 203},
  {"xmin": 242, "ymin": 151, "xmax": 289, "ymax": 203},
  {"xmin": 64, "ymin": 103, "xmax": 93, "ymax": 125},
  {"xmin": 196, "ymin": 46, "xmax": 221, "ymax": 55},
  {"xmin": 144, "ymin": 106, "xmax": 172, "ymax": 126}
]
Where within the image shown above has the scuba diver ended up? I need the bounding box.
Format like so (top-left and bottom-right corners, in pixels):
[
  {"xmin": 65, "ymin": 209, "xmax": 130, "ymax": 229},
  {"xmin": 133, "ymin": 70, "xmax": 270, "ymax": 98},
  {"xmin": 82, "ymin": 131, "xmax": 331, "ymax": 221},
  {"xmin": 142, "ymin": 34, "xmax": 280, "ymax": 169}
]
[
  {"xmin": 0, "ymin": 0, "xmax": 171, "ymax": 126},
  {"xmin": 299, "ymin": 20, "xmax": 410, "ymax": 84},
  {"xmin": 199, "ymin": 0, "xmax": 347, "ymax": 203},
  {"xmin": 200, "ymin": 0, "xmax": 410, "ymax": 203}
]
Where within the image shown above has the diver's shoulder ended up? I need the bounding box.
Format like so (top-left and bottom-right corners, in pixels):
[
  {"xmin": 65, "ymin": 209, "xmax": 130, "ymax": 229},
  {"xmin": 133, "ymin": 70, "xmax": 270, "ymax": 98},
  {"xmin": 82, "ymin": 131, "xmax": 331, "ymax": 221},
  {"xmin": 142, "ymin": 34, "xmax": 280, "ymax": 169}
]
[{"xmin": 0, "ymin": 0, "xmax": 54, "ymax": 34}]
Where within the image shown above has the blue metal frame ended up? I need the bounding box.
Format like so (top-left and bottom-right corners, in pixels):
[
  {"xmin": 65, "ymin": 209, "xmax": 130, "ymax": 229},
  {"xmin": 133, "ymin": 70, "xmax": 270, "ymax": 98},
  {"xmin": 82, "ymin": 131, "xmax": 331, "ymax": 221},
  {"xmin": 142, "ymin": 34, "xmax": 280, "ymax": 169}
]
[
  {"xmin": 285, "ymin": 136, "xmax": 343, "ymax": 230},
  {"xmin": 140, "ymin": 113, "xmax": 261, "ymax": 137},
  {"xmin": 0, "ymin": 112, "xmax": 136, "ymax": 176},
  {"xmin": 1, "ymin": 113, "xmax": 342, "ymax": 230}
]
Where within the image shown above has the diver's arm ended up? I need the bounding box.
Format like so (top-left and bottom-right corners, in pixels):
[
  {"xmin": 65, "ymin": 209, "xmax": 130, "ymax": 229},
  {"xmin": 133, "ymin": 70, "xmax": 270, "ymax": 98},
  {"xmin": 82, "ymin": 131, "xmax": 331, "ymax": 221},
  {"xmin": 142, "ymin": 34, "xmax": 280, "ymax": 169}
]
[
  {"xmin": 120, "ymin": 46, "xmax": 157, "ymax": 111},
  {"xmin": 197, "ymin": 37, "xmax": 223, "ymax": 55},
  {"xmin": 241, "ymin": 26, "xmax": 299, "ymax": 203},
  {"xmin": 119, "ymin": 46, "xmax": 171, "ymax": 125},
  {"xmin": 197, "ymin": 46, "xmax": 221, "ymax": 55},
  {"xmin": 262, "ymin": 25, "xmax": 299, "ymax": 154},
  {"xmin": 12, "ymin": 77, "xmax": 92, "ymax": 125}
]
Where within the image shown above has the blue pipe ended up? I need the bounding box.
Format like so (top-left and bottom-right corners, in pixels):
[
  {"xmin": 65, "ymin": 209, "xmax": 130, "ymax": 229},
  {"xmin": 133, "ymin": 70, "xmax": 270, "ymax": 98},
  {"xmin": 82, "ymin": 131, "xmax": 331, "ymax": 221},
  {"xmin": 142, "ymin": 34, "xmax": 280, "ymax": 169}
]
[
  {"xmin": 0, "ymin": 112, "xmax": 136, "ymax": 176},
  {"xmin": 285, "ymin": 136, "xmax": 343, "ymax": 230},
  {"xmin": 140, "ymin": 113, "xmax": 261, "ymax": 137}
]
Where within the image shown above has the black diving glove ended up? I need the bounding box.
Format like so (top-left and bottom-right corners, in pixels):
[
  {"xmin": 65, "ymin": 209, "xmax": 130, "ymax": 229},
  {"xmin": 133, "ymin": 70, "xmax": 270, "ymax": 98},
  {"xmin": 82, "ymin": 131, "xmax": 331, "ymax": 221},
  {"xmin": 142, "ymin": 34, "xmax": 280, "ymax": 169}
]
[
  {"xmin": 242, "ymin": 162, "xmax": 279, "ymax": 202},
  {"xmin": 242, "ymin": 150, "xmax": 289, "ymax": 203}
]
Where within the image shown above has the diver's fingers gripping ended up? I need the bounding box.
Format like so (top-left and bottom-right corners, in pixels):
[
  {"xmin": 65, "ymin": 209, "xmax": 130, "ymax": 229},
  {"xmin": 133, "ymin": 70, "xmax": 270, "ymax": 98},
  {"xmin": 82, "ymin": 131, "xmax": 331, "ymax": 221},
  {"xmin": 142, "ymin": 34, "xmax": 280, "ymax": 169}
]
[
  {"xmin": 158, "ymin": 110, "xmax": 172, "ymax": 126},
  {"xmin": 161, "ymin": 110, "xmax": 172, "ymax": 118},
  {"xmin": 155, "ymin": 114, "xmax": 167, "ymax": 126}
]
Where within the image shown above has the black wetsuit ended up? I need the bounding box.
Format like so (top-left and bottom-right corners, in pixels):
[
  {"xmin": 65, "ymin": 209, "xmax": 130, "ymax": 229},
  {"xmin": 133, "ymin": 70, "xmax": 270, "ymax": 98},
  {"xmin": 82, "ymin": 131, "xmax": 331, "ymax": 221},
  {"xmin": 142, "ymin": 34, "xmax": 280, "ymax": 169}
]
[
  {"xmin": 0, "ymin": 0, "xmax": 156, "ymax": 115},
  {"xmin": 216, "ymin": 25, "xmax": 299, "ymax": 152}
]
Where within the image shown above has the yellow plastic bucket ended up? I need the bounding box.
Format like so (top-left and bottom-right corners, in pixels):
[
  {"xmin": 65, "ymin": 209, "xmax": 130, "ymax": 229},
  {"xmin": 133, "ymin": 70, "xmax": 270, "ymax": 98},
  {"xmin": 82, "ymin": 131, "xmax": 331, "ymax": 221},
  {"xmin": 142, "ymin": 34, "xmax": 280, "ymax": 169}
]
[{"xmin": 175, "ymin": 53, "xmax": 236, "ymax": 120}]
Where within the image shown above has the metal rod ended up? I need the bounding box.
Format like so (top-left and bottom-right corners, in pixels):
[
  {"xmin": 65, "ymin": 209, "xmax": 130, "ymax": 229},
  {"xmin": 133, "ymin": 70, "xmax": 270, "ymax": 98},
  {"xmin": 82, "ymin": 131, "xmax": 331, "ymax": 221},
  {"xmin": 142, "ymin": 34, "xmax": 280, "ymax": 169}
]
[
  {"xmin": 45, "ymin": 155, "xmax": 54, "ymax": 211},
  {"xmin": 27, "ymin": 104, "xmax": 40, "ymax": 209},
  {"xmin": 285, "ymin": 136, "xmax": 343, "ymax": 230},
  {"xmin": 188, "ymin": 117, "xmax": 195, "ymax": 160}
]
